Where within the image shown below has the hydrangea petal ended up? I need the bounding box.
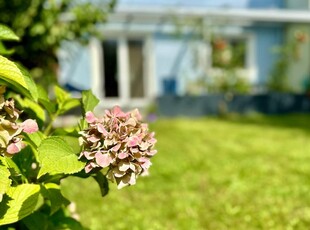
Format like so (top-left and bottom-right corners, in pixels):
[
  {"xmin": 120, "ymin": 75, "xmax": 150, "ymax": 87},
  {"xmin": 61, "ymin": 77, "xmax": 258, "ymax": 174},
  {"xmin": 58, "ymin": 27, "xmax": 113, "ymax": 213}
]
[
  {"xmin": 129, "ymin": 163, "xmax": 136, "ymax": 171},
  {"xmin": 141, "ymin": 169, "xmax": 149, "ymax": 176},
  {"xmin": 104, "ymin": 138, "xmax": 117, "ymax": 147},
  {"xmin": 127, "ymin": 136, "xmax": 140, "ymax": 147},
  {"xmin": 95, "ymin": 152, "xmax": 111, "ymax": 168},
  {"xmin": 7, "ymin": 141, "xmax": 25, "ymax": 154},
  {"xmin": 147, "ymin": 150, "xmax": 157, "ymax": 156},
  {"xmin": 7, "ymin": 143, "xmax": 20, "ymax": 154},
  {"xmin": 125, "ymin": 118, "xmax": 136, "ymax": 126},
  {"xmin": 88, "ymin": 136, "xmax": 100, "ymax": 143},
  {"xmin": 111, "ymin": 106, "xmax": 127, "ymax": 118},
  {"xmin": 140, "ymin": 142, "xmax": 149, "ymax": 151},
  {"xmin": 119, "ymin": 162, "xmax": 130, "ymax": 172},
  {"xmin": 140, "ymin": 158, "xmax": 152, "ymax": 170},
  {"xmin": 85, "ymin": 162, "xmax": 97, "ymax": 173},
  {"xmin": 83, "ymin": 151, "xmax": 96, "ymax": 160},
  {"xmin": 130, "ymin": 147, "xmax": 139, "ymax": 153},
  {"xmin": 129, "ymin": 173, "xmax": 136, "ymax": 185},
  {"xmin": 97, "ymin": 123, "xmax": 108, "ymax": 135},
  {"xmin": 118, "ymin": 151, "xmax": 128, "ymax": 159},
  {"xmin": 131, "ymin": 108, "xmax": 142, "ymax": 121},
  {"xmin": 113, "ymin": 168, "xmax": 126, "ymax": 178},
  {"xmin": 112, "ymin": 143, "xmax": 121, "ymax": 152},
  {"xmin": 85, "ymin": 111, "xmax": 97, "ymax": 123},
  {"xmin": 21, "ymin": 119, "xmax": 38, "ymax": 134},
  {"xmin": 148, "ymin": 137, "xmax": 157, "ymax": 145},
  {"xmin": 117, "ymin": 180, "xmax": 128, "ymax": 189}
]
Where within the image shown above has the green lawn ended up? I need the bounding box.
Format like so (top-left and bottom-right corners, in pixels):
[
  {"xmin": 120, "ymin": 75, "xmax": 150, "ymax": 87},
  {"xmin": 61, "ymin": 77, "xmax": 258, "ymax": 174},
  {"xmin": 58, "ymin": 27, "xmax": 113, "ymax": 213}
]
[{"xmin": 61, "ymin": 114, "xmax": 310, "ymax": 230}]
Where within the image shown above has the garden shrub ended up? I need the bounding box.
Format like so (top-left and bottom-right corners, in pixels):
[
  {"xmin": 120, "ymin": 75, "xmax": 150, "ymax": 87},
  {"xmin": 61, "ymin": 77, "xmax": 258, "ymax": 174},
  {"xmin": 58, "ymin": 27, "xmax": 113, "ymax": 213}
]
[{"xmin": 0, "ymin": 24, "xmax": 157, "ymax": 229}]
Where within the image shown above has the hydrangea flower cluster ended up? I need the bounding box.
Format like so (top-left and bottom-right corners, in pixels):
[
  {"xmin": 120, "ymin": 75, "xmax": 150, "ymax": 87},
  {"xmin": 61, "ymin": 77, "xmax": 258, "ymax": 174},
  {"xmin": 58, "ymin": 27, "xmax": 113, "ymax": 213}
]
[
  {"xmin": 0, "ymin": 86, "xmax": 38, "ymax": 156},
  {"xmin": 79, "ymin": 106, "xmax": 157, "ymax": 189}
]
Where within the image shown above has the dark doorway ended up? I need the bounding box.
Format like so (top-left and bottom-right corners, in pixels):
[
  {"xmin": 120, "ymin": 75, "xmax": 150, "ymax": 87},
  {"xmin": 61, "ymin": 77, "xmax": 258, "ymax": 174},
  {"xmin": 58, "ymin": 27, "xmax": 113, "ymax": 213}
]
[{"xmin": 102, "ymin": 40, "xmax": 119, "ymax": 97}]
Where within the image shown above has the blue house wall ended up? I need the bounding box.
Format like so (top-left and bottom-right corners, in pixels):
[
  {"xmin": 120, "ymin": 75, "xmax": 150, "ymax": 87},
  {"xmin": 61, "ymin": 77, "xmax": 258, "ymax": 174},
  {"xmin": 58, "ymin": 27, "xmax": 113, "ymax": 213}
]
[
  {"xmin": 153, "ymin": 25, "xmax": 285, "ymax": 94},
  {"xmin": 154, "ymin": 33, "xmax": 203, "ymax": 95},
  {"xmin": 60, "ymin": 0, "xmax": 288, "ymax": 96},
  {"xmin": 59, "ymin": 43, "xmax": 92, "ymax": 91},
  {"xmin": 247, "ymin": 0, "xmax": 284, "ymax": 8},
  {"xmin": 247, "ymin": 25, "xmax": 285, "ymax": 85}
]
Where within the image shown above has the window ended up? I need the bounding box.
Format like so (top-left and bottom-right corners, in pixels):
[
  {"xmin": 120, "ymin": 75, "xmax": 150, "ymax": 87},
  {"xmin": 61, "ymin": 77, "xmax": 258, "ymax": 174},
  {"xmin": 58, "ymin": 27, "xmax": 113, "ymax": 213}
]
[
  {"xmin": 100, "ymin": 38, "xmax": 147, "ymax": 101},
  {"xmin": 211, "ymin": 37, "xmax": 246, "ymax": 69}
]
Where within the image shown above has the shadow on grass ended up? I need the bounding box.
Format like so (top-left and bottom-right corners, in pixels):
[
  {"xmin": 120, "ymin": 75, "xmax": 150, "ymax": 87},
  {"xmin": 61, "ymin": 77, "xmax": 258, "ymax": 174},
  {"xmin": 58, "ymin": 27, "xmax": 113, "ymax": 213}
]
[{"xmin": 218, "ymin": 113, "xmax": 310, "ymax": 133}]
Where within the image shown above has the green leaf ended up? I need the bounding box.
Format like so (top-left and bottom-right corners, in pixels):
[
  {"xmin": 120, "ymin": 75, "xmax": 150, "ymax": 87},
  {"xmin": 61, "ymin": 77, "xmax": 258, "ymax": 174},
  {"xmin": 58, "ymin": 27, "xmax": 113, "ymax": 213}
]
[
  {"xmin": 82, "ymin": 90, "xmax": 99, "ymax": 114},
  {"xmin": 24, "ymin": 207, "xmax": 85, "ymax": 230},
  {"xmin": 24, "ymin": 131, "xmax": 46, "ymax": 149},
  {"xmin": 0, "ymin": 55, "xmax": 38, "ymax": 101},
  {"xmin": 37, "ymin": 85, "xmax": 57, "ymax": 115},
  {"xmin": 37, "ymin": 137, "xmax": 85, "ymax": 178},
  {"xmin": 93, "ymin": 171, "xmax": 109, "ymax": 197},
  {"xmin": 0, "ymin": 24, "xmax": 19, "ymax": 41},
  {"xmin": 53, "ymin": 127, "xmax": 79, "ymax": 137},
  {"xmin": 11, "ymin": 146, "xmax": 35, "ymax": 178},
  {"xmin": 52, "ymin": 217, "xmax": 84, "ymax": 230},
  {"xmin": 22, "ymin": 211, "xmax": 49, "ymax": 230},
  {"xmin": 0, "ymin": 41, "xmax": 15, "ymax": 55},
  {"xmin": 60, "ymin": 98, "xmax": 80, "ymax": 115},
  {"xmin": 54, "ymin": 85, "xmax": 80, "ymax": 115},
  {"xmin": 41, "ymin": 183, "xmax": 70, "ymax": 215},
  {"xmin": 62, "ymin": 136, "xmax": 81, "ymax": 154},
  {"xmin": 0, "ymin": 157, "xmax": 11, "ymax": 202},
  {"xmin": 14, "ymin": 95, "xmax": 45, "ymax": 123},
  {"xmin": 4, "ymin": 157, "xmax": 23, "ymax": 182},
  {"xmin": 0, "ymin": 184, "xmax": 40, "ymax": 225},
  {"xmin": 80, "ymin": 90, "xmax": 99, "ymax": 130},
  {"xmin": 54, "ymin": 85, "xmax": 70, "ymax": 105},
  {"xmin": 50, "ymin": 209, "xmax": 84, "ymax": 230}
]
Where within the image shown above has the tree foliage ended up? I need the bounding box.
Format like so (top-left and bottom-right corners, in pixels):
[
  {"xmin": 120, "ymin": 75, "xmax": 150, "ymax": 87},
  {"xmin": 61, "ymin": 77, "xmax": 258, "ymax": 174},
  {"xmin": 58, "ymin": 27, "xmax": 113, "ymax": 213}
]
[{"xmin": 0, "ymin": 0, "xmax": 116, "ymax": 85}]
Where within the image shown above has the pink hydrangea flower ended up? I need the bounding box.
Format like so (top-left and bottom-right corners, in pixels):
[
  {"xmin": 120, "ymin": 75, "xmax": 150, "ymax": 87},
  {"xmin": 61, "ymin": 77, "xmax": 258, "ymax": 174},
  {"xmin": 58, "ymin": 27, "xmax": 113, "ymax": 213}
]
[
  {"xmin": 21, "ymin": 119, "xmax": 39, "ymax": 134},
  {"xmin": 79, "ymin": 106, "xmax": 157, "ymax": 189},
  {"xmin": 0, "ymin": 86, "xmax": 38, "ymax": 156},
  {"xmin": 7, "ymin": 139, "xmax": 25, "ymax": 155}
]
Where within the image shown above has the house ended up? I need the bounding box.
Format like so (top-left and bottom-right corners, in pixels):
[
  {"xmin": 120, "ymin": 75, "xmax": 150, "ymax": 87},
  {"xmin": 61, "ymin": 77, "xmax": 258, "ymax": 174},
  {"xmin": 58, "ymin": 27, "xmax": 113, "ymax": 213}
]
[{"xmin": 58, "ymin": 0, "xmax": 310, "ymax": 109}]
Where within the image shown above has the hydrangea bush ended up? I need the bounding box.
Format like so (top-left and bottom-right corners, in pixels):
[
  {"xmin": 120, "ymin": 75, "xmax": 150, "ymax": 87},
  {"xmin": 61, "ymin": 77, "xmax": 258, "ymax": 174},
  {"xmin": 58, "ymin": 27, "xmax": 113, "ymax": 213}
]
[
  {"xmin": 79, "ymin": 107, "xmax": 157, "ymax": 189},
  {"xmin": 0, "ymin": 25, "xmax": 157, "ymax": 229}
]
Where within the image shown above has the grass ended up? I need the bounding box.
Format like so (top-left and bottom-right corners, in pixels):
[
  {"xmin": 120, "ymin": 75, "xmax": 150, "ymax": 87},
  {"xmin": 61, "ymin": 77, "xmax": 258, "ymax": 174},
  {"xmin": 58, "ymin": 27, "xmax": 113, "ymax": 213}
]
[{"xmin": 61, "ymin": 114, "xmax": 310, "ymax": 229}]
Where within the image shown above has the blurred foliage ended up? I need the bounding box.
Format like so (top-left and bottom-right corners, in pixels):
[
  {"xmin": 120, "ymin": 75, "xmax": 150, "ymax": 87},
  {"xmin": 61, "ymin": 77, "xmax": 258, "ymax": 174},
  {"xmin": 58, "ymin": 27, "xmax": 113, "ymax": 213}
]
[
  {"xmin": 208, "ymin": 37, "xmax": 250, "ymax": 94},
  {"xmin": 187, "ymin": 36, "xmax": 251, "ymax": 95},
  {"xmin": 268, "ymin": 30, "xmax": 308, "ymax": 92},
  {"xmin": 211, "ymin": 37, "xmax": 246, "ymax": 69},
  {"xmin": 0, "ymin": 0, "xmax": 116, "ymax": 87}
]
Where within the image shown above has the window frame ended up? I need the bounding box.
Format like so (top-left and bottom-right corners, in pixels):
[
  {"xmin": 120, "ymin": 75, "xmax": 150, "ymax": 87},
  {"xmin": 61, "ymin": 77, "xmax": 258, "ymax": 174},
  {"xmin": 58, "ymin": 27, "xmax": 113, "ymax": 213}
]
[
  {"xmin": 89, "ymin": 33, "xmax": 156, "ymax": 108},
  {"xmin": 207, "ymin": 32, "xmax": 257, "ymax": 85}
]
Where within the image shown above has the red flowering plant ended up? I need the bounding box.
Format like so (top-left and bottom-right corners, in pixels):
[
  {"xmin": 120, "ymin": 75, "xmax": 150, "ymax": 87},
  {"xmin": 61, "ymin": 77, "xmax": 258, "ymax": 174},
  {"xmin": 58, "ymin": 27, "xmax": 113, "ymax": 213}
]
[{"xmin": 0, "ymin": 25, "xmax": 157, "ymax": 229}]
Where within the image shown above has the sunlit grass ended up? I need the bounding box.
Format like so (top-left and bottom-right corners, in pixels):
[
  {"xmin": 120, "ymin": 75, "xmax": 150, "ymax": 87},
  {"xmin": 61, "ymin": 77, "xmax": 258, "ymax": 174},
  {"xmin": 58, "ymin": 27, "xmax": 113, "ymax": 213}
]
[{"xmin": 62, "ymin": 114, "xmax": 310, "ymax": 229}]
